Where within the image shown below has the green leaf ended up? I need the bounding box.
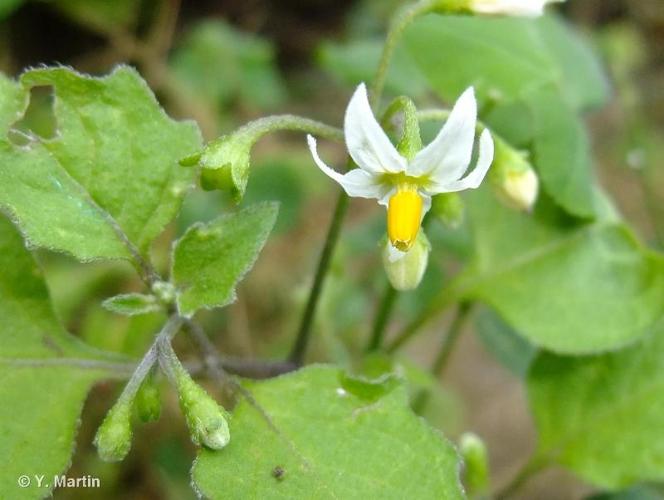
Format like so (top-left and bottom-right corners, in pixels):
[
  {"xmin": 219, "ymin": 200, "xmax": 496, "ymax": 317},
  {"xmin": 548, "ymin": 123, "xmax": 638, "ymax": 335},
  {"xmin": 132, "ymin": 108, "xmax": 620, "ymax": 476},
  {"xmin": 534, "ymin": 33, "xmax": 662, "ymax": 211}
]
[
  {"xmin": 527, "ymin": 86, "xmax": 596, "ymax": 218},
  {"xmin": 404, "ymin": 15, "xmax": 608, "ymax": 111},
  {"xmin": 102, "ymin": 293, "xmax": 162, "ymax": 316},
  {"xmin": 0, "ymin": 66, "xmax": 202, "ymax": 262},
  {"xmin": 455, "ymin": 191, "xmax": 664, "ymax": 354},
  {"xmin": 192, "ymin": 366, "xmax": 464, "ymax": 499},
  {"xmin": 172, "ymin": 202, "xmax": 279, "ymax": 317},
  {"xmin": 536, "ymin": 16, "xmax": 610, "ymax": 111},
  {"xmin": 0, "ymin": 73, "xmax": 26, "ymax": 135},
  {"xmin": 528, "ymin": 326, "xmax": 664, "ymax": 489},
  {"xmin": 0, "ymin": 216, "xmax": 117, "ymax": 498}
]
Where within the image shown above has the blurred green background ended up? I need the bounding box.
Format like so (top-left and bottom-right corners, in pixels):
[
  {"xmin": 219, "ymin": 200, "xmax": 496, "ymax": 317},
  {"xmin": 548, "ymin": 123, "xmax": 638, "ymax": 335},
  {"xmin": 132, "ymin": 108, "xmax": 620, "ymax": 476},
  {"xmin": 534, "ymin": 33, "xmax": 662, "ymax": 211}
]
[{"xmin": 1, "ymin": 0, "xmax": 662, "ymax": 498}]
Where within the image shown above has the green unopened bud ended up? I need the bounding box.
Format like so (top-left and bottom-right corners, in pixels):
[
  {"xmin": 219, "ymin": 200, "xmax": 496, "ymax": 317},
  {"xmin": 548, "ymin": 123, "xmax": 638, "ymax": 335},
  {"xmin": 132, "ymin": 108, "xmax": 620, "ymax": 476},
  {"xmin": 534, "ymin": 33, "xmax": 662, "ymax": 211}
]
[
  {"xmin": 176, "ymin": 370, "xmax": 230, "ymax": 450},
  {"xmin": 388, "ymin": 97, "xmax": 422, "ymax": 161},
  {"xmin": 459, "ymin": 432, "xmax": 490, "ymax": 498},
  {"xmin": 491, "ymin": 138, "xmax": 539, "ymax": 212},
  {"xmin": 134, "ymin": 371, "xmax": 161, "ymax": 423},
  {"xmin": 94, "ymin": 400, "xmax": 133, "ymax": 462},
  {"xmin": 152, "ymin": 280, "xmax": 176, "ymax": 305},
  {"xmin": 182, "ymin": 133, "xmax": 252, "ymax": 202},
  {"xmin": 431, "ymin": 193, "xmax": 465, "ymax": 228},
  {"xmin": 382, "ymin": 232, "xmax": 431, "ymax": 291}
]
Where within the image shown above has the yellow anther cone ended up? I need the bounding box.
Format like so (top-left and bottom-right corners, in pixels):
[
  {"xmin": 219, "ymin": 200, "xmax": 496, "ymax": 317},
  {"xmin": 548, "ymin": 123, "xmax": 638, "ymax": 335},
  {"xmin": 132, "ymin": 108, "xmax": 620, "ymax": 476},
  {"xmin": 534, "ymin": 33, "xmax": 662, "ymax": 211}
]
[{"xmin": 387, "ymin": 186, "xmax": 423, "ymax": 252}]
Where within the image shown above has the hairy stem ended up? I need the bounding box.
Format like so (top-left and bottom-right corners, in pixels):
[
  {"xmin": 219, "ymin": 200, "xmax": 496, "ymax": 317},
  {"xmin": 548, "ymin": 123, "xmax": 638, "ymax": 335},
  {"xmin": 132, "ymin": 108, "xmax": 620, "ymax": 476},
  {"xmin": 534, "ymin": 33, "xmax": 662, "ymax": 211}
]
[
  {"xmin": 117, "ymin": 315, "xmax": 183, "ymax": 405},
  {"xmin": 289, "ymin": 191, "xmax": 350, "ymax": 365},
  {"xmin": 231, "ymin": 114, "xmax": 344, "ymax": 144}
]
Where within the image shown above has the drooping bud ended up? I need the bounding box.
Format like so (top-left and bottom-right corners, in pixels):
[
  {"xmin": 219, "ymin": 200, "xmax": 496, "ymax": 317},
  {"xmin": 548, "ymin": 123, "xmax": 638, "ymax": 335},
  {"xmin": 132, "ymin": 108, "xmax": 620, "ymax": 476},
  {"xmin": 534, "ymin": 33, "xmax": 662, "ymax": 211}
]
[
  {"xmin": 134, "ymin": 370, "xmax": 162, "ymax": 423},
  {"xmin": 499, "ymin": 167, "xmax": 539, "ymax": 212},
  {"xmin": 94, "ymin": 399, "xmax": 133, "ymax": 462},
  {"xmin": 182, "ymin": 132, "xmax": 252, "ymax": 202},
  {"xmin": 175, "ymin": 367, "xmax": 230, "ymax": 450},
  {"xmin": 490, "ymin": 138, "xmax": 539, "ymax": 212},
  {"xmin": 468, "ymin": 0, "xmax": 564, "ymax": 17},
  {"xmin": 459, "ymin": 432, "xmax": 490, "ymax": 498},
  {"xmin": 382, "ymin": 232, "xmax": 431, "ymax": 291},
  {"xmin": 431, "ymin": 192, "xmax": 465, "ymax": 228}
]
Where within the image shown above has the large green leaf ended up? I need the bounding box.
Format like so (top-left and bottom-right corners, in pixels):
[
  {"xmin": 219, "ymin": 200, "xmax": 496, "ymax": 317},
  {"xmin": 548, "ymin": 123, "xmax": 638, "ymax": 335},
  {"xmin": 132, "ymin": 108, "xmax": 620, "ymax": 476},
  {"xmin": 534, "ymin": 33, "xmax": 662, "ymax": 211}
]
[
  {"xmin": 192, "ymin": 366, "xmax": 463, "ymax": 499},
  {"xmin": 528, "ymin": 326, "xmax": 664, "ymax": 489},
  {"xmin": 0, "ymin": 66, "xmax": 202, "ymax": 262},
  {"xmin": 404, "ymin": 15, "xmax": 608, "ymax": 111},
  {"xmin": 0, "ymin": 216, "xmax": 117, "ymax": 498},
  {"xmin": 527, "ymin": 87, "xmax": 597, "ymax": 218},
  {"xmin": 172, "ymin": 202, "xmax": 279, "ymax": 317},
  {"xmin": 450, "ymin": 191, "xmax": 664, "ymax": 354}
]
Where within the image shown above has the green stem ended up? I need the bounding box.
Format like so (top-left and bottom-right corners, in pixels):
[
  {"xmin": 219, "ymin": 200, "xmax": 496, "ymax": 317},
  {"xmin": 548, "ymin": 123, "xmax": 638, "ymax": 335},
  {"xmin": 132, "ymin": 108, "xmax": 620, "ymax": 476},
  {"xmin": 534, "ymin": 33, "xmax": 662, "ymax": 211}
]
[
  {"xmin": 494, "ymin": 455, "xmax": 549, "ymax": 500},
  {"xmin": 231, "ymin": 114, "xmax": 344, "ymax": 144},
  {"xmin": 431, "ymin": 302, "xmax": 472, "ymax": 376},
  {"xmin": 366, "ymin": 284, "xmax": 398, "ymax": 352},
  {"xmin": 385, "ymin": 281, "xmax": 460, "ymax": 353},
  {"xmin": 118, "ymin": 315, "xmax": 183, "ymax": 405},
  {"xmin": 289, "ymin": 191, "xmax": 350, "ymax": 365},
  {"xmin": 411, "ymin": 302, "xmax": 471, "ymax": 412}
]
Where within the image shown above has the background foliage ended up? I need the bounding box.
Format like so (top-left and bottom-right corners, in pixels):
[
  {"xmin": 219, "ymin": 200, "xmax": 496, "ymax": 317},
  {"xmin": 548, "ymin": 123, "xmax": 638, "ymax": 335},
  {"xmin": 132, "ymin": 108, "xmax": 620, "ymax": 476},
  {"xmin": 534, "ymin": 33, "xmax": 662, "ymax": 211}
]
[{"xmin": 0, "ymin": 0, "xmax": 663, "ymax": 499}]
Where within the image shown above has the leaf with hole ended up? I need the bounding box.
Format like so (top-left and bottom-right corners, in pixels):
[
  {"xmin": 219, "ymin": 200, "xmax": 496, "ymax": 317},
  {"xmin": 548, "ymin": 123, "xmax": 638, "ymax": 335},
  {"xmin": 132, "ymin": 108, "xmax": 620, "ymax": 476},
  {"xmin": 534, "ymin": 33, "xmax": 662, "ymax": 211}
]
[{"xmin": 0, "ymin": 66, "xmax": 202, "ymax": 263}]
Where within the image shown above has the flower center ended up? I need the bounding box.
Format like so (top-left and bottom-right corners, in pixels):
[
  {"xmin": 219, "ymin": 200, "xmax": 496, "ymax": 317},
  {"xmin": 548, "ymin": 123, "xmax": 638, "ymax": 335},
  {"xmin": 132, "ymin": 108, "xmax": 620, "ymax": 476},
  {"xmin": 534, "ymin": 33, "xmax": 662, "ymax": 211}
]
[{"xmin": 387, "ymin": 184, "xmax": 423, "ymax": 252}]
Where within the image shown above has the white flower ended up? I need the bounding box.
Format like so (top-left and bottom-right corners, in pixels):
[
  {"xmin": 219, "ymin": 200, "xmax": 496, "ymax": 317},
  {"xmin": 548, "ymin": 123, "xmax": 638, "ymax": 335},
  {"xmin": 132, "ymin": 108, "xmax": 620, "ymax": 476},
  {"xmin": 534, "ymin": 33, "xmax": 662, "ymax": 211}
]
[
  {"xmin": 470, "ymin": 0, "xmax": 564, "ymax": 17},
  {"xmin": 307, "ymin": 83, "xmax": 493, "ymax": 254}
]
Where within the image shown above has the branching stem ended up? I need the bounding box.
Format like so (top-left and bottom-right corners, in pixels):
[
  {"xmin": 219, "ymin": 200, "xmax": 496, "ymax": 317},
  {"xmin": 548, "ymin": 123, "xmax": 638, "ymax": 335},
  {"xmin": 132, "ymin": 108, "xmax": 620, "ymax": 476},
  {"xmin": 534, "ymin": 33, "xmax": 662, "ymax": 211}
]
[{"xmin": 117, "ymin": 315, "xmax": 183, "ymax": 405}]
